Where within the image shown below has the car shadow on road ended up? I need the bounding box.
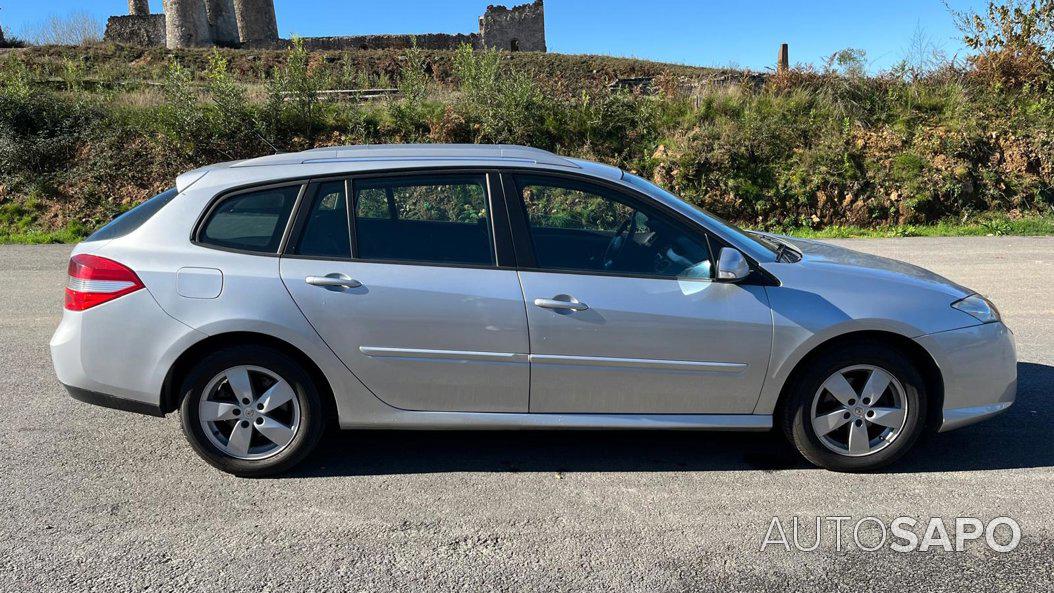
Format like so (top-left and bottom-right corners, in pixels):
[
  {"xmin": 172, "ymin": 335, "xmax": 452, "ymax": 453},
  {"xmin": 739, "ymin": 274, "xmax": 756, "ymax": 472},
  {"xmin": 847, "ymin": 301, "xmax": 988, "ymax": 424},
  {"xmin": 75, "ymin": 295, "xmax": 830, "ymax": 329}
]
[
  {"xmin": 287, "ymin": 362, "xmax": 1054, "ymax": 478},
  {"xmin": 891, "ymin": 361, "xmax": 1054, "ymax": 474}
]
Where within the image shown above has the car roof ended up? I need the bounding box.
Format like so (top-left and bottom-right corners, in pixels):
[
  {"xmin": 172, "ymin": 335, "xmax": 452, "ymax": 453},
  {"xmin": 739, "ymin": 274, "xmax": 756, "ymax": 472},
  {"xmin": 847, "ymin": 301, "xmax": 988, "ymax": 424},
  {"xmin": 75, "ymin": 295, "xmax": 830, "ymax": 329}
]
[{"xmin": 175, "ymin": 144, "xmax": 624, "ymax": 191}]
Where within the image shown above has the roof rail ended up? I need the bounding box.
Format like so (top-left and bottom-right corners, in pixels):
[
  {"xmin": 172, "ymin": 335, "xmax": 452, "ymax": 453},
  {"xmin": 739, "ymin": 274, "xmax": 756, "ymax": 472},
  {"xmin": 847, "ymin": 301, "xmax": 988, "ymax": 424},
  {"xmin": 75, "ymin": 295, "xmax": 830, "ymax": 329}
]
[{"xmin": 232, "ymin": 144, "xmax": 578, "ymax": 169}]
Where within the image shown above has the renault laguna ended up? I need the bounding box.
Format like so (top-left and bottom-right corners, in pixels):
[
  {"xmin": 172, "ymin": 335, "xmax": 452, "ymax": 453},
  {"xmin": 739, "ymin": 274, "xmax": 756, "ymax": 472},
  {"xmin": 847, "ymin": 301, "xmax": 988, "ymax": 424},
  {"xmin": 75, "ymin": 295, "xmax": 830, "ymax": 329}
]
[{"xmin": 50, "ymin": 144, "xmax": 1016, "ymax": 476}]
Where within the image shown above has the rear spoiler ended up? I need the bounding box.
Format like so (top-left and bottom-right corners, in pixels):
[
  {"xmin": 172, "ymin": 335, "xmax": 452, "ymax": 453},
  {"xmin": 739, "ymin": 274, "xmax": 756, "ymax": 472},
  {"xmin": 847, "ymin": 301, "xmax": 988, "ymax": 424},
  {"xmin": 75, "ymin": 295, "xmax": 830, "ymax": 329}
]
[{"xmin": 175, "ymin": 169, "xmax": 209, "ymax": 193}]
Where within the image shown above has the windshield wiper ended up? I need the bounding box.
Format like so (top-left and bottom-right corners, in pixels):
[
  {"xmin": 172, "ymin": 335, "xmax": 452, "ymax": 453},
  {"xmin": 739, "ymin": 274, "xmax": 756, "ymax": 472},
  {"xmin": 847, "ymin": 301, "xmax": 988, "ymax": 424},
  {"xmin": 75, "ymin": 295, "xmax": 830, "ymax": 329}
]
[{"xmin": 771, "ymin": 238, "xmax": 800, "ymax": 263}]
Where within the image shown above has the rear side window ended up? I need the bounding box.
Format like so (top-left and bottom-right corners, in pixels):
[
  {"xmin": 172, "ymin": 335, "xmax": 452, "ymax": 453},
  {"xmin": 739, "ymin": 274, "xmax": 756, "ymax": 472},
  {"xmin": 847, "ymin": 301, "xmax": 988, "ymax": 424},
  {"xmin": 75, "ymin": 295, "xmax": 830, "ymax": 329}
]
[
  {"xmin": 199, "ymin": 185, "xmax": 301, "ymax": 253},
  {"xmin": 294, "ymin": 180, "xmax": 350, "ymax": 258},
  {"xmin": 352, "ymin": 175, "xmax": 494, "ymax": 266},
  {"xmin": 87, "ymin": 188, "xmax": 179, "ymax": 242}
]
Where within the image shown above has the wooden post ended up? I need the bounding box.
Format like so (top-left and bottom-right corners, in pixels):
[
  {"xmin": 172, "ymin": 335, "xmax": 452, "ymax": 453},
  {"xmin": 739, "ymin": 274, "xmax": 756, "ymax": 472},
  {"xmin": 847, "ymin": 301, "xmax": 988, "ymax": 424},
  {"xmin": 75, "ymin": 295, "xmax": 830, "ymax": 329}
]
[{"xmin": 778, "ymin": 43, "xmax": 789, "ymax": 72}]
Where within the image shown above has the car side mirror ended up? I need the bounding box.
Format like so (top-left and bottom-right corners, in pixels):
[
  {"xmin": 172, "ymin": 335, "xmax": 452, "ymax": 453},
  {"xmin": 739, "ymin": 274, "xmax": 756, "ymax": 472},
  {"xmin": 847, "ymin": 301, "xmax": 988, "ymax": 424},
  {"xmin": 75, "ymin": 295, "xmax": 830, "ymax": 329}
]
[{"xmin": 717, "ymin": 248, "xmax": 750, "ymax": 282}]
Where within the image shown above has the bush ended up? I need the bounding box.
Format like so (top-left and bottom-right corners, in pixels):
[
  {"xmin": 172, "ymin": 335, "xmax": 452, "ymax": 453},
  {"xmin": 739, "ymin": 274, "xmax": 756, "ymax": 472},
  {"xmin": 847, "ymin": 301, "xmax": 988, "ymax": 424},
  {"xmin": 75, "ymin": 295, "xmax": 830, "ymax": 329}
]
[
  {"xmin": 951, "ymin": 0, "xmax": 1054, "ymax": 86},
  {"xmin": 452, "ymin": 45, "xmax": 550, "ymax": 145},
  {"xmin": 0, "ymin": 84, "xmax": 97, "ymax": 188}
]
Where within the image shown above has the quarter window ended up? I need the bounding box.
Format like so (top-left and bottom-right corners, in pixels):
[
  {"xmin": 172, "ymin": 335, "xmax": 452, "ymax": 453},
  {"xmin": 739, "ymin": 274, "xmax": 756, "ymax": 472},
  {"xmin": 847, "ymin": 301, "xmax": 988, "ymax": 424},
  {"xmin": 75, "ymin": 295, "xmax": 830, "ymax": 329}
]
[
  {"xmin": 353, "ymin": 175, "xmax": 494, "ymax": 266},
  {"xmin": 199, "ymin": 185, "xmax": 300, "ymax": 253},
  {"xmin": 516, "ymin": 175, "xmax": 712, "ymax": 278},
  {"xmin": 88, "ymin": 187, "xmax": 179, "ymax": 242},
  {"xmin": 295, "ymin": 181, "xmax": 350, "ymax": 258}
]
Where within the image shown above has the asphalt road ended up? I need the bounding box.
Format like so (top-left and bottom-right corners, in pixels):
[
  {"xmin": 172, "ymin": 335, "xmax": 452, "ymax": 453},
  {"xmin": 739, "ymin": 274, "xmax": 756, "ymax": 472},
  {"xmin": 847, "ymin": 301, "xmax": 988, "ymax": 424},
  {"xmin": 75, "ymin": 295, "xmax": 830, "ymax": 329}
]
[{"xmin": 1, "ymin": 237, "xmax": 1052, "ymax": 592}]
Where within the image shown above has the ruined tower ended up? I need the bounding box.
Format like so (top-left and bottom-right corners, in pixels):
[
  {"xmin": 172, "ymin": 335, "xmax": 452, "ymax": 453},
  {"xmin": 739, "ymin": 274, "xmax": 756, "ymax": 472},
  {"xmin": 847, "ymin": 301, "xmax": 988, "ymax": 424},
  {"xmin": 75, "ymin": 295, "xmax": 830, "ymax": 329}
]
[
  {"xmin": 163, "ymin": 0, "xmax": 213, "ymax": 48},
  {"xmin": 205, "ymin": 0, "xmax": 240, "ymax": 47},
  {"xmin": 128, "ymin": 0, "xmax": 151, "ymax": 16},
  {"xmin": 105, "ymin": 0, "xmax": 166, "ymax": 46},
  {"xmin": 479, "ymin": 0, "xmax": 546, "ymax": 52},
  {"xmin": 233, "ymin": 0, "xmax": 280, "ymax": 47}
]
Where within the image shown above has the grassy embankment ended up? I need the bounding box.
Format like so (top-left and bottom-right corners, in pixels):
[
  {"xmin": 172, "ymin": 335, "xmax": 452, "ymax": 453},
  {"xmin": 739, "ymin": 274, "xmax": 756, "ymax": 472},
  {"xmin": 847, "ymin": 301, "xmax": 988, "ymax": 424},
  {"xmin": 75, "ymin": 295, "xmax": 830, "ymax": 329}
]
[{"xmin": 1, "ymin": 40, "xmax": 1053, "ymax": 243}]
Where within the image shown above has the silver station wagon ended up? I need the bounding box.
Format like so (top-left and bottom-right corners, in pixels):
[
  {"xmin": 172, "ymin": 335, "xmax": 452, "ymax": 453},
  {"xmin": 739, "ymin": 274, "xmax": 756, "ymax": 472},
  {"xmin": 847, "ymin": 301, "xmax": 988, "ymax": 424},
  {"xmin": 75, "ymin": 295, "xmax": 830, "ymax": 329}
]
[{"xmin": 50, "ymin": 144, "xmax": 1016, "ymax": 476}]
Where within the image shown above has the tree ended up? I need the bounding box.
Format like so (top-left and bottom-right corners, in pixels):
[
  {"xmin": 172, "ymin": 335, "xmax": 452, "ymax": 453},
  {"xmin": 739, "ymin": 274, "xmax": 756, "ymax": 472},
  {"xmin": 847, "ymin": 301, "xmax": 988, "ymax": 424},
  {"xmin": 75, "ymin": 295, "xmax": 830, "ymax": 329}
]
[{"xmin": 948, "ymin": 0, "xmax": 1054, "ymax": 84}]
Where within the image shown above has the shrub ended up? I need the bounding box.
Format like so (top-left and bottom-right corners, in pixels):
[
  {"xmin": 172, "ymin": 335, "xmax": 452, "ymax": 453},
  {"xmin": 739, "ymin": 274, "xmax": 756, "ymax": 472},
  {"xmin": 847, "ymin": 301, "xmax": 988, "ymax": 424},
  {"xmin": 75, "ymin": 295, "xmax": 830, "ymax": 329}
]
[
  {"xmin": 452, "ymin": 44, "xmax": 549, "ymax": 145},
  {"xmin": 950, "ymin": 0, "xmax": 1054, "ymax": 86},
  {"xmin": 0, "ymin": 83, "xmax": 97, "ymax": 188},
  {"xmin": 278, "ymin": 37, "xmax": 325, "ymax": 143}
]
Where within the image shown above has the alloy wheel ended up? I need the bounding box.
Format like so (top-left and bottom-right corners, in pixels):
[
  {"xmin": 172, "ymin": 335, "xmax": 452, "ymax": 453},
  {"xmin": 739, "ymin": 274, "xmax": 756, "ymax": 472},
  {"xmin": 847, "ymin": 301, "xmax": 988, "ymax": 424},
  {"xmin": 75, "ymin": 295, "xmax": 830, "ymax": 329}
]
[
  {"xmin": 809, "ymin": 364, "xmax": 908, "ymax": 457},
  {"xmin": 198, "ymin": 365, "xmax": 301, "ymax": 460}
]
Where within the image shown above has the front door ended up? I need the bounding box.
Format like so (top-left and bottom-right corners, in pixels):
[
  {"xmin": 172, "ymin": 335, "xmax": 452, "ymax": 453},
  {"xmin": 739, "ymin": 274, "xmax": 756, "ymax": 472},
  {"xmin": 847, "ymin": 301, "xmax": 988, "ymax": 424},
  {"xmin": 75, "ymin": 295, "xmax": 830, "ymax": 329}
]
[
  {"xmin": 508, "ymin": 173, "xmax": 773, "ymax": 414},
  {"xmin": 280, "ymin": 174, "xmax": 530, "ymax": 413}
]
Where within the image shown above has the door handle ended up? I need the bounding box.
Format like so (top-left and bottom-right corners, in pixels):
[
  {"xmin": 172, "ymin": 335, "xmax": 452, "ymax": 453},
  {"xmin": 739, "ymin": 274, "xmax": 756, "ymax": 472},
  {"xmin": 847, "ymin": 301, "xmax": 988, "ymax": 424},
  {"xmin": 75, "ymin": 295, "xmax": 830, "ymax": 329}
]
[
  {"xmin": 534, "ymin": 296, "xmax": 589, "ymax": 312},
  {"xmin": 306, "ymin": 274, "xmax": 362, "ymax": 289}
]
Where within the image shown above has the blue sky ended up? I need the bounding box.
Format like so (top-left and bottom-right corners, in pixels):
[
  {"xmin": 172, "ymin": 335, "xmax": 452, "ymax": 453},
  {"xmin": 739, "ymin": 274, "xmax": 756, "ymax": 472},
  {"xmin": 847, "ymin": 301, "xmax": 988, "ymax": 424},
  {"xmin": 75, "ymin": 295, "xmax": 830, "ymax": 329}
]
[{"xmin": 2, "ymin": 0, "xmax": 990, "ymax": 71}]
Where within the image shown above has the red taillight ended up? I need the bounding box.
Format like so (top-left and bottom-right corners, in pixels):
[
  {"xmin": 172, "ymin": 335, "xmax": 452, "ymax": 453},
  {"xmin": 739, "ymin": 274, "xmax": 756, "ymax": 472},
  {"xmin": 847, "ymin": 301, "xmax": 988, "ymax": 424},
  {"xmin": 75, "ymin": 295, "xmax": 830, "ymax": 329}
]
[{"xmin": 64, "ymin": 254, "xmax": 145, "ymax": 311}]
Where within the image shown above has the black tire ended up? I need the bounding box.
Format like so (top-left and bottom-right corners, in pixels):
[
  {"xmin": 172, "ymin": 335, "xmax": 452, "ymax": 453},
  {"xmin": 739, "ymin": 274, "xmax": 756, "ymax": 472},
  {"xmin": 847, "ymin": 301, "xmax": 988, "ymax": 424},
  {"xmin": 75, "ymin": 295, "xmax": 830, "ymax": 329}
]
[
  {"xmin": 179, "ymin": 345, "xmax": 325, "ymax": 477},
  {"xmin": 779, "ymin": 343, "xmax": 927, "ymax": 472}
]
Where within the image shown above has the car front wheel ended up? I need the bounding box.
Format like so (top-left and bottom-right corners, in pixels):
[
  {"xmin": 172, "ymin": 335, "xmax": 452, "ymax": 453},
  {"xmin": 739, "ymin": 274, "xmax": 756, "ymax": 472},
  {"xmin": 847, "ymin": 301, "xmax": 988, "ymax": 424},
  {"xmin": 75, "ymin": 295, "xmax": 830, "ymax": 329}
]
[
  {"xmin": 179, "ymin": 346, "xmax": 325, "ymax": 477},
  {"xmin": 780, "ymin": 343, "xmax": 927, "ymax": 472}
]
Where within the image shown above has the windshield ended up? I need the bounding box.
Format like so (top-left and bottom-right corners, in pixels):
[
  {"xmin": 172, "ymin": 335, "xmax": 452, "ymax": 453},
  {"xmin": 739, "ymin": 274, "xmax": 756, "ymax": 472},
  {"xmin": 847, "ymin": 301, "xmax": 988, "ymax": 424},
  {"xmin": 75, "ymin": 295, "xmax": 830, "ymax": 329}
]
[{"xmin": 621, "ymin": 173, "xmax": 779, "ymax": 256}]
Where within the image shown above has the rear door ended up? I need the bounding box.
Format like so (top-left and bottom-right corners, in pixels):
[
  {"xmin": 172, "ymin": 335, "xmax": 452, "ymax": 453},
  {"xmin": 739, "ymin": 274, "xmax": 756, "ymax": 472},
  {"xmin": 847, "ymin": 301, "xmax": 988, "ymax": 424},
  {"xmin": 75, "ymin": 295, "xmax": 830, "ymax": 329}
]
[
  {"xmin": 280, "ymin": 172, "xmax": 530, "ymax": 413},
  {"xmin": 506, "ymin": 172, "xmax": 773, "ymax": 414}
]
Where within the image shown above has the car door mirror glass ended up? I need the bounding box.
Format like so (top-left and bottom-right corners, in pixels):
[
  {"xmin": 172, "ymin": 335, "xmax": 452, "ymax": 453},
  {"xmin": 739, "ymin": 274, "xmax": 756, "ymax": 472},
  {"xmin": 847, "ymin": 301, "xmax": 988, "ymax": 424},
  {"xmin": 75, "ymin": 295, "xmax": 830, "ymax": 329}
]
[{"xmin": 717, "ymin": 248, "xmax": 750, "ymax": 282}]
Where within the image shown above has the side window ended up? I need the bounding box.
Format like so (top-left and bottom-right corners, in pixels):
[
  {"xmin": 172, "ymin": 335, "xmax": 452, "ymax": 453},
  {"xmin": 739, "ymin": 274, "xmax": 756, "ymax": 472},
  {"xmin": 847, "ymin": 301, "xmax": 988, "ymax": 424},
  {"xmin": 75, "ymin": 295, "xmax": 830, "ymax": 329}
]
[
  {"xmin": 88, "ymin": 188, "xmax": 179, "ymax": 242},
  {"xmin": 356, "ymin": 187, "xmax": 392, "ymax": 220},
  {"xmin": 353, "ymin": 175, "xmax": 494, "ymax": 265},
  {"xmin": 199, "ymin": 185, "xmax": 300, "ymax": 253},
  {"xmin": 516, "ymin": 175, "xmax": 712, "ymax": 279},
  {"xmin": 294, "ymin": 180, "xmax": 350, "ymax": 258}
]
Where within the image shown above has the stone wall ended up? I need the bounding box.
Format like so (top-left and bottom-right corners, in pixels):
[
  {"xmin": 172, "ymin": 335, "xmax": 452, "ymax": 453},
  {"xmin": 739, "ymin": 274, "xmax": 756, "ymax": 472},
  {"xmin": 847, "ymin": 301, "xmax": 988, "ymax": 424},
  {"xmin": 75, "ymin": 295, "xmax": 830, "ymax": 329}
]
[
  {"xmin": 298, "ymin": 33, "xmax": 479, "ymax": 52},
  {"xmin": 101, "ymin": 0, "xmax": 546, "ymax": 52},
  {"xmin": 103, "ymin": 14, "xmax": 166, "ymax": 46},
  {"xmin": 479, "ymin": 0, "xmax": 545, "ymax": 52}
]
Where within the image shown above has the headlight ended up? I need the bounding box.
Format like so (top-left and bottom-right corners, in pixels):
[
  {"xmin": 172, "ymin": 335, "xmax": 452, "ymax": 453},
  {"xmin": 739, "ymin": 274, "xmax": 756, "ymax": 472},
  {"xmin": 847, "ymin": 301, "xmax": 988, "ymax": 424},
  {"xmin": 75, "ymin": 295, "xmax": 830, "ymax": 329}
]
[{"xmin": 952, "ymin": 294, "xmax": 1000, "ymax": 323}]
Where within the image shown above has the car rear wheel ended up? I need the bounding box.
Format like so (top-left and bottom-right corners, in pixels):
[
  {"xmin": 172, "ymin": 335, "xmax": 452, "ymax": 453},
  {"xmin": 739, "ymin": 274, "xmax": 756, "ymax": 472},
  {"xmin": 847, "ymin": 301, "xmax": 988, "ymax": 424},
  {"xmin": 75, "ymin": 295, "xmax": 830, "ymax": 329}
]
[
  {"xmin": 780, "ymin": 343, "xmax": 927, "ymax": 472},
  {"xmin": 179, "ymin": 346, "xmax": 324, "ymax": 477}
]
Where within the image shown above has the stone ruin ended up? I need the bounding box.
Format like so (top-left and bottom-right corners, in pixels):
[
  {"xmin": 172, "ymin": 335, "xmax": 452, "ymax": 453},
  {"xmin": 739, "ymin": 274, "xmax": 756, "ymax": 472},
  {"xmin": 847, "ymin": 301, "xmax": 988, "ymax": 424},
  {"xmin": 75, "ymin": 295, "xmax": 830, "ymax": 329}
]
[{"xmin": 104, "ymin": 0, "xmax": 546, "ymax": 52}]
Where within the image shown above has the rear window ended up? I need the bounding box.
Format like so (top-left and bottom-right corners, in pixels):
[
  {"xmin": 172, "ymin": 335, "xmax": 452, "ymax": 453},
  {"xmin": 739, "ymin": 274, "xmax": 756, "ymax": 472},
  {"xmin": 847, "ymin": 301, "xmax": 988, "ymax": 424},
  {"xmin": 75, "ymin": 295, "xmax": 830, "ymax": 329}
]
[
  {"xmin": 87, "ymin": 188, "xmax": 179, "ymax": 242},
  {"xmin": 199, "ymin": 185, "xmax": 301, "ymax": 253}
]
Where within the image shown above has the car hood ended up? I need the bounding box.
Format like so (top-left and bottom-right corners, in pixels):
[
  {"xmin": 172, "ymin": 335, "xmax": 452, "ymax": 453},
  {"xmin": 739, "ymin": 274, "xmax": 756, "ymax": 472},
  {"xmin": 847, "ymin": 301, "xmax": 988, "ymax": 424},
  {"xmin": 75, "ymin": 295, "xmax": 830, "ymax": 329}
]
[{"xmin": 765, "ymin": 235, "xmax": 973, "ymax": 299}]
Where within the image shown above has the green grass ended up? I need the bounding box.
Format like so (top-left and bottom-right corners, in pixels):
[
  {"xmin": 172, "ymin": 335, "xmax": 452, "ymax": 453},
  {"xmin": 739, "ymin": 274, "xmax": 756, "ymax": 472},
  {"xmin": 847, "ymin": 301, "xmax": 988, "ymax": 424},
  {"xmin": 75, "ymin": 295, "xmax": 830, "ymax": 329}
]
[
  {"xmin": 0, "ymin": 223, "xmax": 89, "ymax": 245},
  {"xmin": 781, "ymin": 215, "xmax": 1054, "ymax": 239}
]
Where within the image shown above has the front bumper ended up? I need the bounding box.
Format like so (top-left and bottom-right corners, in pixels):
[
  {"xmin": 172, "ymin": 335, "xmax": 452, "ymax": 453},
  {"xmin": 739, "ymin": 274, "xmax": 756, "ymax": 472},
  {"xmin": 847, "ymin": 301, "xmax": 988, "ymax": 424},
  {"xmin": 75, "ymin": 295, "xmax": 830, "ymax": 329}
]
[{"xmin": 914, "ymin": 321, "xmax": 1017, "ymax": 432}]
